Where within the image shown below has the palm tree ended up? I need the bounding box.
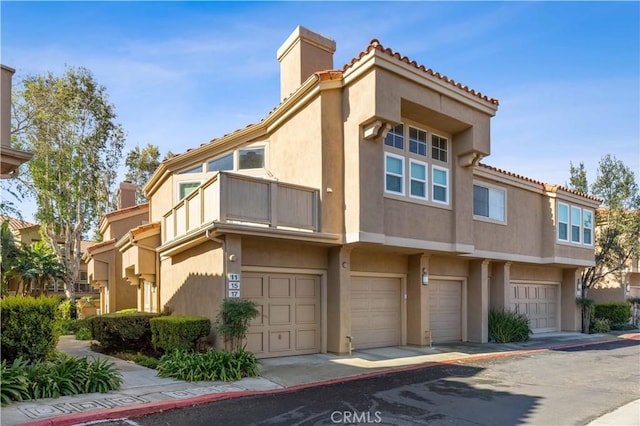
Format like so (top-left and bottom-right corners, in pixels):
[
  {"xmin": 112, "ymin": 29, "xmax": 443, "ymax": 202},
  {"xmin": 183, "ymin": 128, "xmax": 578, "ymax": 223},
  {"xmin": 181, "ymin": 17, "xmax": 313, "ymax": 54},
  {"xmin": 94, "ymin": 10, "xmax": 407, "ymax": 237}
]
[{"xmin": 6, "ymin": 241, "xmax": 67, "ymax": 296}]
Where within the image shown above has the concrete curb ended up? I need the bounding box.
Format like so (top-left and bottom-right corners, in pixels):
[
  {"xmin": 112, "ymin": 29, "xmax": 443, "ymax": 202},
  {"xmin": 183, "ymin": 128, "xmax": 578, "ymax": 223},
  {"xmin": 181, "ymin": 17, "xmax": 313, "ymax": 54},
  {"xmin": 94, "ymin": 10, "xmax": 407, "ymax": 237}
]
[{"xmin": 18, "ymin": 334, "xmax": 639, "ymax": 426}]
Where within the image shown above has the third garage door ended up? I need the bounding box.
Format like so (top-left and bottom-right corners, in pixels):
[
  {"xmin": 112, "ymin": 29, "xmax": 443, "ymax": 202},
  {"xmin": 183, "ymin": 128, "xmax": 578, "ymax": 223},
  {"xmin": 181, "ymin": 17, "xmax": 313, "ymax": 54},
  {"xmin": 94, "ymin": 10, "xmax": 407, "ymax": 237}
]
[
  {"xmin": 510, "ymin": 282, "xmax": 558, "ymax": 333},
  {"xmin": 350, "ymin": 276, "xmax": 401, "ymax": 349},
  {"xmin": 428, "ymin": 279, "xmax": 462, "ymax": 343}
]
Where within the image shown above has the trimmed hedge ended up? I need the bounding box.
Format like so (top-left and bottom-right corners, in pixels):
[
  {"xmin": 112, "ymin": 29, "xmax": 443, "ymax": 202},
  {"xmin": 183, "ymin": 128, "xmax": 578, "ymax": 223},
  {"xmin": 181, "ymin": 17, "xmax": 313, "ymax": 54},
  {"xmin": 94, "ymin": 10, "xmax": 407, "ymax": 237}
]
[
  {"xmin": 1, "ymin": 296, "xmax": 61, "ymax": 364},
  {"xmin": 150, "ymin": 315, "xmax": 211, "ymax": 353},
  {"xmin": 86, "ymin": 312, "xmax": 158, "ymax": 352},
  {"xmin": 594, "ymin": 302, "xmax": 631, "ymax": 324}
]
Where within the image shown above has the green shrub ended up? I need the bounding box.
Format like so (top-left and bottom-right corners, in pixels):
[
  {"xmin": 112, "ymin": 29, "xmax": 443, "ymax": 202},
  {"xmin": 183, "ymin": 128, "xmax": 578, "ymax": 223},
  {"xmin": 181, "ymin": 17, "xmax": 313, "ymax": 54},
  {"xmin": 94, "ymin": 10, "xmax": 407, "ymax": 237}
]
[
  {"xmin": 0, "ymin": 358, "xmax": 30, "ymax": 406},
  {"xmin": 150, "ymin": 315, "xmax": 211, "ymax": 353},
  {"xmin": 590, "ymin": 317, "xmax": 611, "ymax": 333},
  {"xmin": 215, "ymin": 299, "xmax": 260, "ymax": 351},
  {"xmin": 157, "ymin": 348, "xmax": 258, "ymax": 382},
  {"xmin": 58, "ymin": 299, "xmax": 77, "ymax": 320},
  {"xmin": 75, "ymin": 326, "xmax": 92, "ymax": 340},
  {"xmin": 594, "ymin": 302, "xmax": 631, "ymax": 324},
  {"xmin": 1, "ymin": 296, "xmax": 61, "ymax": 363},
  {"xmin": 489, "ymin": 308, "xmax": 532, "ymax": 343},
  {"xmin": 0, "ymin": 354, "xmax": 122, "ymax": 405},
  {"xmin": 86, "ymin": 312, "xmax": 158, "ymax": 352}
]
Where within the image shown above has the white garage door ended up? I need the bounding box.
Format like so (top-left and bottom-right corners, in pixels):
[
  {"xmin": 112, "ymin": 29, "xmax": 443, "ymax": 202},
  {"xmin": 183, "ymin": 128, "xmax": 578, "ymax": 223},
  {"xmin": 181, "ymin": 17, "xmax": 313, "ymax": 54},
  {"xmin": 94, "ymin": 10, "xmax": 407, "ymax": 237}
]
[
  {"xmin": 244, "ymin": 273, "xmax": 320, "ymax": 358},
  {"xmin": 428, "ymin": 280, "xmax": 462, "ymax": 343},
  {"xmin": 510, "ymin": 282, "xmax": 559, "ymax": 333},
  {"xmin": 351, "ymin": 276, "xmax": 401, "ymax": 349}
]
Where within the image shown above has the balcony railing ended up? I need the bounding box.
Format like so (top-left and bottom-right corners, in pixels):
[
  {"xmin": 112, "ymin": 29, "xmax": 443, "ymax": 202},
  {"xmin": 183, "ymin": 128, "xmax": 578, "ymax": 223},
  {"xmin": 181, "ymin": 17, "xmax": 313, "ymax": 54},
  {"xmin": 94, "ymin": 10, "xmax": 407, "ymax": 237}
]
[{"xmin": 163, "ymin": 172, "xmax": 319, "ymax": 243}]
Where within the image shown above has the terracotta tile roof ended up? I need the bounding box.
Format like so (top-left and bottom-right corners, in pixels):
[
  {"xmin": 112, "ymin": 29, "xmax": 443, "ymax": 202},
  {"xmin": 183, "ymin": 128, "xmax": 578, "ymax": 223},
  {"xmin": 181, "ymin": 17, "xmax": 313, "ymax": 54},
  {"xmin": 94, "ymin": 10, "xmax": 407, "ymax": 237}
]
[
  {"xmin": 130, "ymin": 221, "xmax": 160, "ymax": 237},
  {"xmin": 87, "ymin": 238, "xmax": 116, "ymax": 253},
  {"xmin": 342, "ymin": 39, "xmax": 499, "ymax": 105},
  {"xmin": 0, "ymin": 215, "xmax": 38, "ymax": 231},
  {"xmin": 168, "ymin": 39, "xmax": 497, "ymax": 159},
  {"xmin": 478, "ymin": 163, "xmax": 601, "ymax": 202},
  {"xmin": 103, "ymin": 203, "xmax": 149, "ymax": 221}
]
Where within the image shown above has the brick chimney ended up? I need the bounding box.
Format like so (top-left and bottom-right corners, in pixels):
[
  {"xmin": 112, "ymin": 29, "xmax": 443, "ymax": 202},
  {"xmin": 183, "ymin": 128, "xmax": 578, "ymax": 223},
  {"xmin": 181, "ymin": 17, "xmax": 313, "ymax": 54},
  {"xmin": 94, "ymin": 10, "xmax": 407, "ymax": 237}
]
[
  {"xmin": 117, "ymin": 181, "xmax": 137, "ymax": 209},
  {"xmin": 276, "ymin": 26, "xmax": 336, "ymax": 101}
]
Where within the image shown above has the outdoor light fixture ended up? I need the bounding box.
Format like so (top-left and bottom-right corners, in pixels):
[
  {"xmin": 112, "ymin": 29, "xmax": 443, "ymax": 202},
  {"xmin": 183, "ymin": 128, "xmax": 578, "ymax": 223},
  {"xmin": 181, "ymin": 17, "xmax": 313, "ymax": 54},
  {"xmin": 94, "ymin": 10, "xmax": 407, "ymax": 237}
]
[
  {"xmin": 576, "ymin": 278, "xmax": 582, "ymax": 296},
  {"xmin": 626, "ymin": 283, "xmax": 631, "ymax": 294},
  {"xmin": 422, "ymin": 268, "xmax": 429, "ymax": 285}
]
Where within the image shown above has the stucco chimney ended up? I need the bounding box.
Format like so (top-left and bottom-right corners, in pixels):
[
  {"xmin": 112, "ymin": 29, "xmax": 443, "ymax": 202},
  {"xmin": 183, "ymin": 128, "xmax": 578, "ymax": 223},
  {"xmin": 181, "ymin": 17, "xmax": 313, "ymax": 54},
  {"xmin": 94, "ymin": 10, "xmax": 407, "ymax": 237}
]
[
  {"xmin": 117, "ymin": 181, "xmax": 137, "ymax": 209},
  {"xmin": 277, "ymin": 26, "xmax": 336, "ymax": 101}
]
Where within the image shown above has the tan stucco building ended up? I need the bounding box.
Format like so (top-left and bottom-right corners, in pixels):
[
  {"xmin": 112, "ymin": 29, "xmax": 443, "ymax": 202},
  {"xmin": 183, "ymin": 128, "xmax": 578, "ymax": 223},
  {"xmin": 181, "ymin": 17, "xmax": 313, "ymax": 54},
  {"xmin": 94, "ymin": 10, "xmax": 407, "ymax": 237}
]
[
  {"xmin": 93, "ymin": 27, "xmax": 601, "ymax": 358},
  {"xmin": 1, "ymin": 65, "xmax": 32, "ymax": 178}
]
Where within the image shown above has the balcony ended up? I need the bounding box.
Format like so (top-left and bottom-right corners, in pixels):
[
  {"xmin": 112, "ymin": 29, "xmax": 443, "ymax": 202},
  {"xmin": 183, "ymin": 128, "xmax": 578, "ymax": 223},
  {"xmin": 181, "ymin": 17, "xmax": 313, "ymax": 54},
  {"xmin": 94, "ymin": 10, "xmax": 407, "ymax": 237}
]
[{"xmin": 163, "ymin": 172, "xmax": 320, "ymax": 243}]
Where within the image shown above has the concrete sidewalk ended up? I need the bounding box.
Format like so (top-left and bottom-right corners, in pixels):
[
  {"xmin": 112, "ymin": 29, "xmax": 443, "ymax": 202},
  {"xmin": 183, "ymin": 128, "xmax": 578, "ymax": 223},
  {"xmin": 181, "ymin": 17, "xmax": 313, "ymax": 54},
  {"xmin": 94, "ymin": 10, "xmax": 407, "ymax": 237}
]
[{"xmin": 2, "ymin": 332, "xmax": 638, "ymax": 426}]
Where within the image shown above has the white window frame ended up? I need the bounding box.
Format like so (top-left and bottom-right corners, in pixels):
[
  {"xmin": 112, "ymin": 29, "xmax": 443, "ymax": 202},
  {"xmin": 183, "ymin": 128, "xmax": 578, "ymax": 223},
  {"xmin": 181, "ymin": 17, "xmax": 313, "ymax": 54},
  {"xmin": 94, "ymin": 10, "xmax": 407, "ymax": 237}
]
[
  {"xmin": 207, "ymin": 152, "xmax": 234, "ymax": 172},
  {"xmin": 557, "ymin": 202, "xmax": 569, "ymax": 242},
  {"xmin": 238, "ymin": 146, "xmax": 266, "ymax": 170},
  {"xmin": 473, "ymin": 183, "xmax": 506, "ymax": 223},
  {"xmin": 431, "ymin": 165, "xmax": 449, "ymax": 205},
  {"xmin": 431, "ymin": 133, "xmax": 449, "ymax": 163},
  {"xmin": 177, "ymin": 180, "xmax": 201, "ymax": 201},
  {"xmin": 570, "ymin": 206, "xmax": 582, "ymax": 244},
  {"xmin": 408, "ymin": 125, "xmax": 428, "ymax": 157},
  {"xmin": 385, "ymin": 152, "xmax": 405, "ymax": 196},
  {"xmin": 583, "ymin": 209, "xmax": 593, "ymax": 246},
  {"xmin": 409, "ymin": 159, "xmax": 428, "ymax": 200}
]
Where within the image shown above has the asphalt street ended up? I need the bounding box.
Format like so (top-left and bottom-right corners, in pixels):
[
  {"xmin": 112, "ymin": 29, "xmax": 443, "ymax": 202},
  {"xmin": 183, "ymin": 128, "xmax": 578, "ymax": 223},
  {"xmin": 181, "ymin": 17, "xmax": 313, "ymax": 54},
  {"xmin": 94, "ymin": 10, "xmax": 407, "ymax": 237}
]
[{"xmin": 117, "ymin": 338, "xmax": 640, "ymax": 426}]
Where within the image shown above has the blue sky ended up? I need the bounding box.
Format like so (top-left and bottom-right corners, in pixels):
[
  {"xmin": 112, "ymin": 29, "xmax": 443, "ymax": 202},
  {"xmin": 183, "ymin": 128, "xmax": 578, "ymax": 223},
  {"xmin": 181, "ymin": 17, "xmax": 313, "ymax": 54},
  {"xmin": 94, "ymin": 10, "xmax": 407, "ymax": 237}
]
[{"xmin": 2, "ymin": 1, "xmax": 639, "ymax": 222}]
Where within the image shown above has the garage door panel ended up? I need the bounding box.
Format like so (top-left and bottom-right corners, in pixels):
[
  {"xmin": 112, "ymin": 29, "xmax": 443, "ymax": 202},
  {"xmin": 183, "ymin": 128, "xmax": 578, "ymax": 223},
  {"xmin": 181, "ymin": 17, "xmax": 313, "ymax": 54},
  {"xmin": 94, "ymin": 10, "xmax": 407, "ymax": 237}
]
[
  {"xmin": 510, "ymin": 282, "xmax": 559, "ymax": 333},
  {"xmin": 429, "ymin": 280, "xmax": 462, "ymax": 343},
  {"xmin": 296, "ymin": 304, "xmax": 317, "ymax": 323},
  {"xmin": 245, "ymin": 273, "xmax": 320, "ymax": 358},
  {"xmin": 269, "ymin": 330, "xmax": 291, "ymax": 352},
  {"xmin": 269, "ymin": 304, "xmax": 291, "ymax": 325},
  {"xmin": 269, "ymin": 277, "xmax": 291, "ymax": 297},
  {"xmin": 350, "ymin": 276, "xmax": 401, "ymax": 349}
]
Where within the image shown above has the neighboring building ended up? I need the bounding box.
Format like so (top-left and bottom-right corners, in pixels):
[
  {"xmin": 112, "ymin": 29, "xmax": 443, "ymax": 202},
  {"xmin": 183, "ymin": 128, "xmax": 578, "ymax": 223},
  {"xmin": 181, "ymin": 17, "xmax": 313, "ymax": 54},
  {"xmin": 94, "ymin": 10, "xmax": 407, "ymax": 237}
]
[
  {"xmin": 92, "ymin": 27, "xmax": 600, "ymax": 358},
  {"xmin": 1, "ymin": 65, "xmax": 33, "ymax": 178},
  {"xmin": 1, "ymin": 215, "xmax": 94, "ymax": 297},
  {"xmin": 85, "ymin": 182, "xmax": 147, "ymax": 314}
]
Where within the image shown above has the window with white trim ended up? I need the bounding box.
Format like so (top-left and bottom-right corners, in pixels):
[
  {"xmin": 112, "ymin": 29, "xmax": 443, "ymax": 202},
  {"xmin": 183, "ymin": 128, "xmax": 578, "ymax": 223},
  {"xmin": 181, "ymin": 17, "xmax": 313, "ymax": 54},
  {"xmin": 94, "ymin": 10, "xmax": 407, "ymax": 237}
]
[
  {"xmin": 557, "ymin": 202, "xmax": 593, "ymax": 246},
  {"xmin": 238, "ymin": 147, "xmax": 265, "ymax": 169},
  {"xmin": 473, "ymin": 184, "xmax": 505, "ymax": 222},
  {"xmin": 383, "ymin": 121, "xmax": 450, "ymax": 206},
  {"xmin": 385, "ymin": 153, "xmax": 404, "ymax": 195},
  {"xmin": 558, "ymin": 203, "xmax": 569, "ymax": 241},
  {"xmin": 178, "ymin": 181, "xmax": 201, "ymax": 200},
  {"xmin": 207, "ymin": 153, "xmax": 233, "ymax": 172},
  {"xmin": 432, "ymin": 166, "xmax": 449, "ymax": 204},
  {"xmin": 571, "ymin": 206, "xmax": 582, "ymax": 243},
  {"xmin": 583, "ymin": 210, "xmax": 593, "ymax": 245},
  {"xmin": 409, "ymin": 160, "xmax": 427, "ymax": 199}
]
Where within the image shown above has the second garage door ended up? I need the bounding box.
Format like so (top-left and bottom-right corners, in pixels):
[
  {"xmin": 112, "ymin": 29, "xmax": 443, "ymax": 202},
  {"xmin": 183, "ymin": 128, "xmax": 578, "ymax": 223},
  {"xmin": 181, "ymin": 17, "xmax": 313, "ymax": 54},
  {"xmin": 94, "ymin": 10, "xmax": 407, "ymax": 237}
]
[
  {"xmin": 509, "ymin": 282, "xmax": 559, "ymax": 333},
  {"xmin": 350, "ymin": 276, "xmax": 401, "ymax": 349},
  {"xmin": 244, "ymin": 273, "xmax": 320, "ymax": 358},
  {"xmin": 428, "ymin": 279, "xmax": 462, "ymax": 343}
]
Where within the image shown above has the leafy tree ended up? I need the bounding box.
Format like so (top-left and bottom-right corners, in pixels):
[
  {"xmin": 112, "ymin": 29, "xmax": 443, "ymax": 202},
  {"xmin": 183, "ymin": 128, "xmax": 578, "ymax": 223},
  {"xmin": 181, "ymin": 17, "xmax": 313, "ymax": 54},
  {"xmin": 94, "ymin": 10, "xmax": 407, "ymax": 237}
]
[
  {"xmin": 5, "ymin": 241, "xmax": 67, "ymax": 296},
  {"xmin": 1, "ymin": 220, "xmax": 19, "ymax": 296},
  {"xmin": 11, "ymin": 66, "xmax": 125, "ymax": 300},
  {"xmin": 124, "ymin": 143, "xmax": 161, "ymax": 204},
  {"xmin": 568, "ymin": 155, "xmax": 640, "ymax": 331}
]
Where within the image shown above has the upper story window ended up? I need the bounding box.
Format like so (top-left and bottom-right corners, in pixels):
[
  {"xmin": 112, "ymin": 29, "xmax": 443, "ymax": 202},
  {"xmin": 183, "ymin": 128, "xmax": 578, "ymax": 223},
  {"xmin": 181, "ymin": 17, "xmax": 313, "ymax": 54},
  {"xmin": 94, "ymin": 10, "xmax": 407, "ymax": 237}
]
[
  {"xmin": 178, "ymin": 181, "xmax": 201, "ymax": 200},
  {"xmin": 207, "ymin": 153, "xmax": 233, "ymax": 172},
  {"xmin": 473, "ymin": 184, "xmax": 506, "ymax": 222},
  {"xmin": 383, "ymin": 121, "xmax": 450, "ymax": 206},
  {"xmin": 239, "ymin": 147, "xmax": 265, "ymax": 169},
  {"xmin": 384, "ymin": 124, "xmax": 404, "ymax": 150},
  {"xmin": 178, "ymin": 164, "xmax": 203, "ymax": 175},
  {"xmin": 557, "ymin": 202, "xmax": 593, "ymax": 246}
]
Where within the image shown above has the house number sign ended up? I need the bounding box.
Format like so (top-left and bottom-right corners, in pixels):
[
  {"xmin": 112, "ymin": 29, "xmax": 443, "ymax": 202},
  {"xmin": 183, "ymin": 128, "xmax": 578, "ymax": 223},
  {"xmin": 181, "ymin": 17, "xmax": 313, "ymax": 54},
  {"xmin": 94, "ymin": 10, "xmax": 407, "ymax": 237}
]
[{"xmin": 227, "ymin": 273, "xmax": 240, "ymax": 298}]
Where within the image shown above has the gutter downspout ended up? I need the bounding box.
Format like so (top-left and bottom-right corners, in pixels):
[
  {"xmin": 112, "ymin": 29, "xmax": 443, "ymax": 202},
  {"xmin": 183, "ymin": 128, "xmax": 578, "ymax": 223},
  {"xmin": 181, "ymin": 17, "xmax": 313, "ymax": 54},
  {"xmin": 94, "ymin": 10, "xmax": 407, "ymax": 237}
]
[{"xmin": 206, "ymin": 228, "xmax": 227, "ymax": 295}]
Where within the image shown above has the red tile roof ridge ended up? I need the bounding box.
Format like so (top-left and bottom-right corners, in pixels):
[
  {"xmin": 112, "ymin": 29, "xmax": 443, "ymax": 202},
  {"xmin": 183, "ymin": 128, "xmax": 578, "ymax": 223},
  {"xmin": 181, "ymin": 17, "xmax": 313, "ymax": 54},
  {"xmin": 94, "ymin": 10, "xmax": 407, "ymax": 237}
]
[
  {"xmin": 0, "ymin": 215, "xmax": 37, "ymax": 231},
  {"xmin": 87, "ymin": 238, "xmax": 116, "ymax": 252},
  {"xmin": 478, "ymin": 163, "xmax": 600, "ymax": 202},
  {"xmin": 130, "ymin": 221, "xmax": 161, "ymax": 236},
  {"xmin": 343, "ymin": 39, "xmax": 499, "ymax": 106},
  {"xmin": 103, "ymin": 203, "xmax": 149, "ymax": 220}
]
